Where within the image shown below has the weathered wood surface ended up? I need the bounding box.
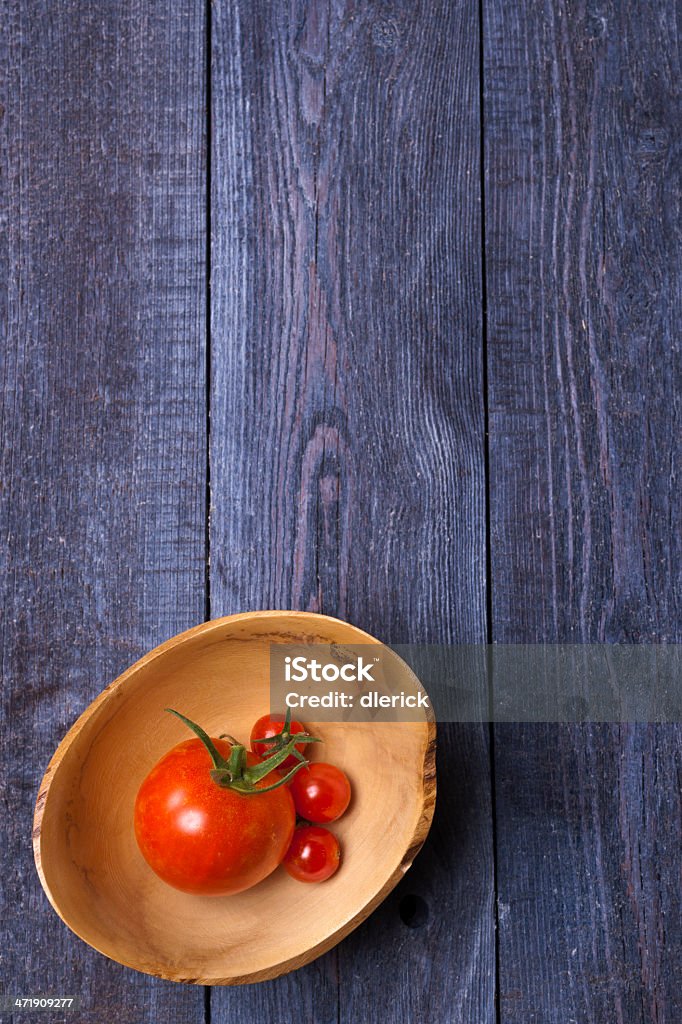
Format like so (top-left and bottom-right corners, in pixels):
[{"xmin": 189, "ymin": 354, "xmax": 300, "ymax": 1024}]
[
  {"xmin": 0, "ymin": 2, "xmax": 206, "ymax": 1021},
  {"xmin": 485, "ymin": 0, "xmax": 681, "ymax": 1020},
  {"xmin": 210, "ymin": 2, "xmax": 493, "ymax": 1023},
  {"xmin": 1, "ymin": 0, "xmax": 680, "ymax": 1021}
]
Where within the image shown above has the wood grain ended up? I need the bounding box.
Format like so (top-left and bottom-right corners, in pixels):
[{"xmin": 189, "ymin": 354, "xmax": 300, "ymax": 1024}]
[
  {"xmin": 0, "ymin": 1, "xmax": 206, "ymax": 1019},
  {"xmin": 3, "ymin": 0, "xmax": 679, "ymax": 1018},
  {"xmin": 210, "ymin": 1, "xmax": 492, "ymax": 1022},
  {"xmin": 485, "ymin": 0, "xmax": 681, "ymax": 1019}
]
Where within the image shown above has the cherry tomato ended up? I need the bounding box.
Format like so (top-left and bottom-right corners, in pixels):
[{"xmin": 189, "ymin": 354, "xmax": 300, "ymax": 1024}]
[
  {"xmin": 283, "ymin": 826, "xmax": 341, "ymax": 882},
  {"xmin": 289, "ymin": 762, "xmax": 351, "ymax": 823},
  {"xmin": 250, "ymin": 714, "xmax": 308, "ymax": 771},
  {"xmin": 134, "ymin": 737, "xmax": 295, "ymax": 896}
]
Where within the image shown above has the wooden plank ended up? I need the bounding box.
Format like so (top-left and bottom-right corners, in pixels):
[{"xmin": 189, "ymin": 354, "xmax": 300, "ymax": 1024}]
[
  {"xmin": 0, "ymin": 2, "xmax": 206, "ymax": 1020},
  {"xmin": 484, "ymin": 0, "xmax": 681, "ymax": 1020},
  {"xmin": 210, "ymin": 1, "xmax": 493, "ymax": 1021}
]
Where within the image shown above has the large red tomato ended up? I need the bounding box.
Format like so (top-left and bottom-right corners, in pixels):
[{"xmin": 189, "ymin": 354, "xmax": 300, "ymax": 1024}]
[{"xmin": 134, "ymin": 714, "xmax": 299, "ymax": 896}]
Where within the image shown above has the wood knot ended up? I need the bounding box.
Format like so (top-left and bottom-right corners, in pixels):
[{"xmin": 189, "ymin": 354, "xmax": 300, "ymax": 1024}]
[{"xmin": 371, "ymin": 16, "xmax": 402, "ymax": 56}]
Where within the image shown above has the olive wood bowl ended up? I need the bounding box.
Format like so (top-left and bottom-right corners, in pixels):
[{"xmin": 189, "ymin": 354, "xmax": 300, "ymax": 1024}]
[{"xmin": 33, "ymin": 611, "xmax": 436, "ymax": 984}]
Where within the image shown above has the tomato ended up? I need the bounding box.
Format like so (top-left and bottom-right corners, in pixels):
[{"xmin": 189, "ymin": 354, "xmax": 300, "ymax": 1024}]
[
  {"xmin": 134, "ymin": 711, "xmax": 300, "ymax": 896},
  {"xmin": 283, "ymin": 826, "xmax": 341, "ymax": 883},
  {"xmin": 289, "ymin": 762, "xmax": 351, "ymax": 823},
  {"xmin": 250, "ymin": 713, "xmax": 310, "ymax": 771}
]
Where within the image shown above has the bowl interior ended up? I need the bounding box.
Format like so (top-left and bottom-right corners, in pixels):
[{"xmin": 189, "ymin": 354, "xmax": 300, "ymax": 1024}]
[{"xmin": 35, "ymin": 613, "xmax": 434, "ymax": 984}]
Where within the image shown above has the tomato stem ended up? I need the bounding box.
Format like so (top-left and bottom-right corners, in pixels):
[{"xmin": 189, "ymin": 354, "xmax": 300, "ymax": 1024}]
[
  {"xmin": 218, "ymin": 732, "xmax": 239, "ymax": 745},
  {"xmin": 165, "ymin": 709, "xmax": 308, "ymax": 795},
  {"xmin": 252, "ymin": 706, "xmax": 322, "ymax": 759}
]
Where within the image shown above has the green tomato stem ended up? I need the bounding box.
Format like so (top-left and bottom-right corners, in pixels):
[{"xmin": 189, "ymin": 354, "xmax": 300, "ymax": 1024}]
[
  {"xmin": 165, "ymin": 708, "xmax": 308, "ymax": 795},
  {"xmin": 251, "ymin": 706, "xmax": 322, "ymax": 760}
]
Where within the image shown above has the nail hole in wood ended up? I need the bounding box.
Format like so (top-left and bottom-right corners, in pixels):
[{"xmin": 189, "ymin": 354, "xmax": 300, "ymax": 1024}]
[{"xmin": 399, "ymin": 893, "xmax": 429, "ymax": 929}]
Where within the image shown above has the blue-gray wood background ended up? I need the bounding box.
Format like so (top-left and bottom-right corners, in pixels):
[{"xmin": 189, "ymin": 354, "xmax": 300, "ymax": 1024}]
[{"xmin": 2, "ymin": 2, "xmax": 680, "ymax": 1022}]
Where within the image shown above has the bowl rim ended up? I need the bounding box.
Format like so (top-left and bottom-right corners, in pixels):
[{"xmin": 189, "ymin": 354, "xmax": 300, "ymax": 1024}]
[{"xmin": 33, "ymin": 610, "xmax": 437, "ymax": 985}]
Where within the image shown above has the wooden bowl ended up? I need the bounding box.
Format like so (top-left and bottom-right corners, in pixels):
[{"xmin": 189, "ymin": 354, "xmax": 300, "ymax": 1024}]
[{"xmin": 33, "ymin": 611, "xmax": 436, "ymax": 984}]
